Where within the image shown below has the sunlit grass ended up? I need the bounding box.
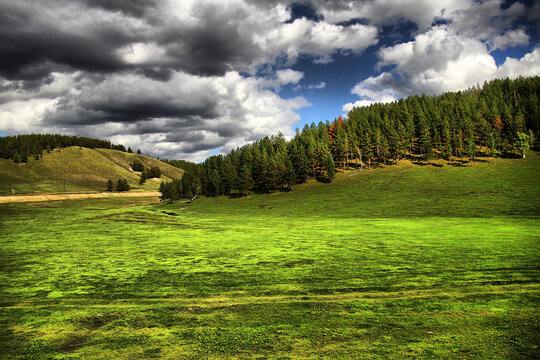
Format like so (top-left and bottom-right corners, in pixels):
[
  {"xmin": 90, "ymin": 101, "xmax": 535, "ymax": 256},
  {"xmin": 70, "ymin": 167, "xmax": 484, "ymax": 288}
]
[
  {"xmin": 0, "ymin": 153, "xmax": 539, "ymax": 359},
  {"xmin": 0, "ymin": 147, "xmax": 183, "ymax": 194}
]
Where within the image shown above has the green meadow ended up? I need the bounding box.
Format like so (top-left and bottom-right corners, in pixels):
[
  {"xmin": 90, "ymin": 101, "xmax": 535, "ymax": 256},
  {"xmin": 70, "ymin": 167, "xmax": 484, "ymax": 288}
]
[{"xmin": 1, "ymin": 154, "xmax": 539, "ymax": 359}]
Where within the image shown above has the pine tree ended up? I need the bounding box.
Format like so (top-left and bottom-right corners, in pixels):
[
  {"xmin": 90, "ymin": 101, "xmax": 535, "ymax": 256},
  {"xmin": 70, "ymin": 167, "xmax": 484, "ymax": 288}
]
[
  {"xmin": 12, "ymin": 151, "xmax": 20, "ymax": 163},
  {"xmin": 107, "ymin": 179, "xmax": 113, "ymax": 191},
  {"xmin": 128, "ymin": 147, "xmax": 133, "ymax": 153},
  {"xmin": 267, "ymin": 157, "xmax": 279, "ymax": 191},
  {"xmin": 326, "ymin": 153, "xmax": 335, "ymax": 181},
  {"xmin": 20, "ymin": 149, "xmax": 28, "ymax": 163},
  {"xmin": 488, "ymin": 132, "xmax": 497, "ymax": 156},
  {"xmin": 237, "ymin": 164, "xmax": 253, "ymax": 197},
  {"xmin": 284, "ymin": 158, "xmax": 296, "ymax": 190},
  {"xmin": 137, "ymin": 149, "xmax": 141, "ymax": 155},
  {"xmin": 139, "ymin": 170, "xmax": 147, "ymax": 185},
  {"xmin": 115, "ymin": 178, "xmax": 130, "ymax": 192},
  {"xmin": 516, "ymin": 132, "xmax": 531, "ymax": 158}
]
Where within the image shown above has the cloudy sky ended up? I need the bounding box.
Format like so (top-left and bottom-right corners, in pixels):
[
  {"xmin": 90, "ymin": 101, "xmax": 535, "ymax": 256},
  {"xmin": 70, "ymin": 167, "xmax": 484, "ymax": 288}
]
[{"xmin": 0, "ymin": 0, "xmax": 538, "ymax": 161}]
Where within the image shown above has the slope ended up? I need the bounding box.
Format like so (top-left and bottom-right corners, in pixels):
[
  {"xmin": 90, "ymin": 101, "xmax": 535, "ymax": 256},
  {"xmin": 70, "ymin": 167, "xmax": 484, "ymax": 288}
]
[
  {"xmin": 0, "ymin": 147, "xmax": 184, "ymax": 194},
  {"xmin": 0, "ymin": 152, "xmax": 539, "ymax": 359}
]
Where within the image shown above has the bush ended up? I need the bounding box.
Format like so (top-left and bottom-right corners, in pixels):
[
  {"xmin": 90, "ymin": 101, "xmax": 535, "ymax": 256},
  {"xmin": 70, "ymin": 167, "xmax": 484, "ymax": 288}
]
[
  {"xmin": 148, "ymin": 166, "xmax": 161, "ymax": 178},
  {"xmin": 130, "ymin": 161, "xmax": 144, "ymax": 172},
  {"xmin": 116, "ymin": 179, "xmax": 130, "ymax": 192}
]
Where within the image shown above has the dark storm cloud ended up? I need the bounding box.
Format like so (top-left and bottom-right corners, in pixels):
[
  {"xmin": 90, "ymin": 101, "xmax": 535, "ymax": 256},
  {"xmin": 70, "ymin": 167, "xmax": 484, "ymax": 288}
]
[
  {"xmin": 0, "ymin": 0, "xmax": 263, "ymax": 82},
  {"xmin": 0, "ymin": 1, "xmax": 135, "ymax": 81},
  {"xmin": 156, "ymin": 4, "xmax": 259, "ymax": 76},
  {"xmin": 76, "ymin": 0, "xmax": 158, "ymax": 17},
  {"xmin": 47, "ymin": 97, "xmax": 218, "ymax": 126},
  {"xmin": 164, "ymin": 131, "xmax": 206, "ymax": 143},
  {"xmin": 286, "ymin": 2, "xmax": 324, "ymax": 23}
]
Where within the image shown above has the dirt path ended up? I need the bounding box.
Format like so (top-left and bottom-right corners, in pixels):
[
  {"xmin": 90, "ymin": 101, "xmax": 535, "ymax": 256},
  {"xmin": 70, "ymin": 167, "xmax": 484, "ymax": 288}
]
[{"xmin": 0, "ymin": 191, "xmax": 160, "ymax": 203}]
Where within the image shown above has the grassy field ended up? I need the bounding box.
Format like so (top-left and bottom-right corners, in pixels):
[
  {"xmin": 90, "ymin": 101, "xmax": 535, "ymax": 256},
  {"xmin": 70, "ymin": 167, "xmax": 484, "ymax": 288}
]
[
  {"xmin": 0, "ymin": 147, "xmax": 183, "ymax": 194},
  {"xmin": 0, "ymin": 153, "xmax": 539, "ymax": 359}
]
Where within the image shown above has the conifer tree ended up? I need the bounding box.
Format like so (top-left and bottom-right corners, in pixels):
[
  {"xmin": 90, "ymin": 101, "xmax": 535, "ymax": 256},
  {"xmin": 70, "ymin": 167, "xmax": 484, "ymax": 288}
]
[
  {"xmin": 139, "ymin": 170, "xmax": 147, "ymax": 185},
  {"xmin": 284, "ymin": 158, "xmax": 296, "ymax": 190},
  {"xmin": 237, "ymin": 164, "xmax": 253, "ymax": 197},
  {"xmin": 107, "ymin": 179, "xmax": 113, "ymax": 191},
  {"xmin": 20, "ymin": 149, "xmax": 28, "ymax": 163},
  {"xmin": 326, "ymin": 153, "xmax": 335, "ymax": 181},
  {"xmin": 12, "ymin": 151, "xmax": 20, "ymax": 163},
  {"xmin": 516, "ymin": 132, "xmax": 531, "ymax": 158}
]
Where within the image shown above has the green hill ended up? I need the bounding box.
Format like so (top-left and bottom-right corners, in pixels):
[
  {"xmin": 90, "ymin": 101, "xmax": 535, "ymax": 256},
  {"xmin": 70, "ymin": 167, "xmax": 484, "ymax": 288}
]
[
  {"xmin": 0, "ymin": 146, "xmax": 184, "ymax": 194},
  {"xmin": 1, "ymin": 151, "xmax": 539, "ymax": 359}
]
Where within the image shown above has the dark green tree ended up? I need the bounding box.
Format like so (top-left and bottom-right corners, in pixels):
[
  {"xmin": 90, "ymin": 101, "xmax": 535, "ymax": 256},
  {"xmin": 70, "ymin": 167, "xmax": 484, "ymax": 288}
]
[
  {"xmin": 116, "ymin": 178, "xmax": 130, "ymax": 192},
  {"xmin": 237, "ymin": 164, "xmax": 253, "ymax": 197},
  {"xmin": 326, "ymin": 153, "xmax": 335, "ymax": 181}
]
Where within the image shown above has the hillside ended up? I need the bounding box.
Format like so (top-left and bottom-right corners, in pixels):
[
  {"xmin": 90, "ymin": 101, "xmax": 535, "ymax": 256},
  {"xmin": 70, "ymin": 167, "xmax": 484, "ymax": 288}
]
[
  {"xmin": 0, "ymin": 146, "xmax": 183, "ymax": 194},
  {"xmin": 164, "ymin": 76, "xmax": 540, "ymax": 200},
  {"xmin": 1, "ymin": 151, "xmax": 538, "ymax": 359}
]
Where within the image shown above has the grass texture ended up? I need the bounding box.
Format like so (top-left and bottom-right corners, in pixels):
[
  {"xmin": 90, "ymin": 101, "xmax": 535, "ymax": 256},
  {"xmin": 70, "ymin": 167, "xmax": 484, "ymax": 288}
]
[
  {"xmin": 0, "ymin": 147, "xmax": 183, "ymax": 194},
  {"xmin": 0, "ymin": 153, "xmax": 539, "ymax": 359}
]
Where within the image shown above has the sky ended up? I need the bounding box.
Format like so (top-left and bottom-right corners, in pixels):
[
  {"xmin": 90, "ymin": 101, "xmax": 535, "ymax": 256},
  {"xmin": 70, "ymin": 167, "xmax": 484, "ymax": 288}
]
[{"xmin": 0, "ymin": 0, "xmax": 538, "ymax": 162}]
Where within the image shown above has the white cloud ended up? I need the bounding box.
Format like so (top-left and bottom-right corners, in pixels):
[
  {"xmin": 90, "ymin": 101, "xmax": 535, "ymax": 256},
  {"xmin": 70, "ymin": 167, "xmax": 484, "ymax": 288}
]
[
  {"xmin": 351, "ymin": 72, "xmax": 404, "ymax": 102},
  {"xmin": 275, "ymin": 69, "xmax": 304, "ymax": 86},
  {"xmin": 342, "ymin": 100, "xmax": 376, "ymax": 117},
  {"xmin": 261, "ymin": 18, "xmax": 378, "ymax": 65},
  {"xmin": 345, "ymin": 23, "xmax": 538, "ymax": 113},
  {"xmin": 1, "ymin": 70, "xmax": 310, "ymax": 161},
  {"xmin": 308, "ymin": 81, "xmax": 326, "ymax": 90},
  {"xmin": 320, "ymin": 0, "xmax": 471, "ymax": 30},
  {"xmin": 319, "ymin": 0, "xmax": 526, "ymax": 43},
  {"xmin": 490, "ymin": 28, "xmax": 529, "ymax": 51},
  {"xmin": 495, "ymin": 47, "xmax": 540, "ymax": 79}
]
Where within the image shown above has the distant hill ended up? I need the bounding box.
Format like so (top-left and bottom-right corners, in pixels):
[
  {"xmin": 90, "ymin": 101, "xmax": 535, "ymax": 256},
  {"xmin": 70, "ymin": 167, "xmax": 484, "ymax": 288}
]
[{"xmin": 0, "ymin": 147, "xmax": 184, "ymax": 195}]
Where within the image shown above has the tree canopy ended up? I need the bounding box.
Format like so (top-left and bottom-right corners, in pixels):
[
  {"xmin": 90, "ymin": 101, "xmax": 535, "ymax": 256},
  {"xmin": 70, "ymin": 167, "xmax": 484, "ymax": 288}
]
[{"xmin": 160, "ymin": 76, "xmax": 539, "ymax": 201}]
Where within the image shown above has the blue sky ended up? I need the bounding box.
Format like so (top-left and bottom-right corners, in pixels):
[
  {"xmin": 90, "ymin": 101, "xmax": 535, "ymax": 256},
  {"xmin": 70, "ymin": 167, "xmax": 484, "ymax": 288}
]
[{"xmin": 0, "ymin": 0, "xmax": 538, "ymax": 161}]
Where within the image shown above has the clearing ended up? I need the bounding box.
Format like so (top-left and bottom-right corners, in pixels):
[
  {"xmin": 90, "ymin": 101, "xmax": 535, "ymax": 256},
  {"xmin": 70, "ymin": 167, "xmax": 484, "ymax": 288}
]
[{"xmin": 0, "ymin": 153, "xmax": 538, "ymax": 359}]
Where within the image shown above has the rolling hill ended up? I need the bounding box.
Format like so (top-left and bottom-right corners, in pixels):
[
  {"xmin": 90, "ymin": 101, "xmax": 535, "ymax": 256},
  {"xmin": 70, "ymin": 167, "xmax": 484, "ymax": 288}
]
[
  {"xmin": 1, "ymin": 151, "xmax": 538, "ymax": 359},
  {"xmin": 0, "ymin": 146, "xmax": 184, "ymax": 195}
]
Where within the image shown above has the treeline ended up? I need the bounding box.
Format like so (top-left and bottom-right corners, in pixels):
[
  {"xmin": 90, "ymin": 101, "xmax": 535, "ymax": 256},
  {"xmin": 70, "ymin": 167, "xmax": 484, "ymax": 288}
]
[
  {"xmin": 130, "ymin": 161, "xmax": 162, "ymax": 184},
  {"xmin": 0, "ymin": 134, "xmax": 133, "ymax": 163},
  {"xmin": 107, "ymin": 179, "xmax": 130, "ymax": 192},
  {"xmin": 161, "ymin": 76, "xmax": 539, "ymax": 201}
]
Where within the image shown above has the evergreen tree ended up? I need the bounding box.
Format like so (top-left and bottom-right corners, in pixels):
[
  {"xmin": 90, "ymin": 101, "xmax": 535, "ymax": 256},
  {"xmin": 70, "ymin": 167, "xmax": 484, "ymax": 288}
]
[
  {"xmin": 128, "ymin": 147, "xmax": 133, "ymax": 153},
  {"xmin": 137, "ymin": 149, "xmax": 142, "ymax": 155},
  {"xmin": 20, "ymin": 149, "xmax": 28, "ymax": 163},
  {"xmin": 516, "ymin": 132, "xmax": 531, "ymax": 158},
  {"xmin": 116, "ymin": 178, "xmax": 130, "ymax": 191},
  {"xmin": 284, "ymin": 158, "xmax": 296, "ymax": 190},
  {"xmin": 148, "ymin": 166, "xmax": 161, "ymax": 178},
  {"xmin": 237, "ymin": 164, "xmax": 253, "ymax": 197},
  {"xmin": 139, "ymin": 170, "xmax": 147, "ymax": 185},
  {"xmin": 488, "ymin": 132, "xmax": 497, "ymax": 156},
  {"xmin": 107, "ymin": 179, "xmax": 113, "ymax": 191},
  {"xmin": 12, "ymin": 151, "xmax": 20, "ymax": 163},
  {"xmin": 130, "ymin": 161, "xmax": 145, "ymax": 172},
  {"xmin": 326, "ymin": 153, "xmax": 335, "ymax": 181}
]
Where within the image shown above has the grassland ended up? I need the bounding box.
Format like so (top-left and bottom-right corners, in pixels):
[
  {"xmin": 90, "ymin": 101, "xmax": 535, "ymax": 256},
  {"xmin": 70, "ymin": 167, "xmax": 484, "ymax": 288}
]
[
  {"xmin": 0, "ymin": 153, "xmax": 539, "ymax": 359},
  {"xmin": 0, "ymin": 147, "xmax": 183, "ymax": 194}
]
